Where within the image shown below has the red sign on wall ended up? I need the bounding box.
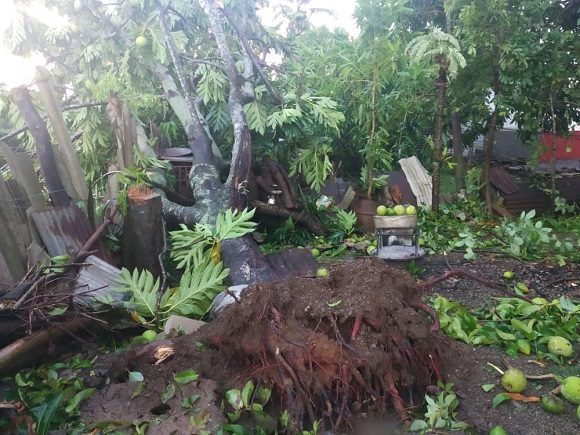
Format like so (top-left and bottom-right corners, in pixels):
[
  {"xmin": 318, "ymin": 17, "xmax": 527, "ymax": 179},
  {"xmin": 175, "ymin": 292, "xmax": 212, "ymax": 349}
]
[{"xmin": 539, "ymin": 132, "xmax": 580, "ymax": 162}]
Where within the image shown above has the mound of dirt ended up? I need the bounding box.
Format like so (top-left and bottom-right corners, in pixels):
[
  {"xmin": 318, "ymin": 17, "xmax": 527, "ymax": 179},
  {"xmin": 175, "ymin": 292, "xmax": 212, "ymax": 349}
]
[{"xmin": 83, "ymin": 258, "xmax": 444, "ymax": 432}]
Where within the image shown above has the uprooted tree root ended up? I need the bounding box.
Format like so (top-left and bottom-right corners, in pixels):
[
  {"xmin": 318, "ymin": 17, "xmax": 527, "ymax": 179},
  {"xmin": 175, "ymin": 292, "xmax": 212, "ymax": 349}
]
[
  {"xmin": 87, "ymin": 258, "xmax": 511, "ymax": 432},
  {"xmin": 191, "ymin": 258, "xmax": 444, "ymax": 431}
]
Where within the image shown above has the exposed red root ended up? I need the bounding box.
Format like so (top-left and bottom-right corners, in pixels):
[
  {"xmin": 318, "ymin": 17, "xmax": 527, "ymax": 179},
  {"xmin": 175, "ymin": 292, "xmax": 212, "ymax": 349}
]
[
  {"xmin": 409, "ymin": 302, "xmax": 441, "ymax": 331},
  {"xmin": 192, "ymin": 258, "xmax": 443, "ymax": 431},
  {"xmin": 429, "ymin": 353, "xmax": 443, "ymax": 383},
  {"xmin": 350, "ymin": 315, "xmax": 363, "ymax": 342}
]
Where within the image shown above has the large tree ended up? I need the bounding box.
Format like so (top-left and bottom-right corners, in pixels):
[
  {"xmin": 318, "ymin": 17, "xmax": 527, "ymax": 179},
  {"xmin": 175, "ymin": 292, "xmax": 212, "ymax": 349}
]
[{"xmin": 2, "ymin": 0, "xmax": 344, "ymax": 283}]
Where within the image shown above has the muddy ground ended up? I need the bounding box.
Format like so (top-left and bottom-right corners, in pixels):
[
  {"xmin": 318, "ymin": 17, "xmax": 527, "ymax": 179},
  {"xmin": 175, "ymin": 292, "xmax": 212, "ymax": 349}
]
[{"xmin": 77, "ymin": 253, "xmax": 578, "ymax": 434}]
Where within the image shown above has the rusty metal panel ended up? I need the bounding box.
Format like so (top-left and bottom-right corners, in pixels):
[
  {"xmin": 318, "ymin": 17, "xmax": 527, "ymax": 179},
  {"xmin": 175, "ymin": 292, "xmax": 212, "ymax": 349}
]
[
  {"xmin": 266, "ymin": 248, "xmax": 317, "ymax": 281},
  {"xmin": 490, "ymin": 167, "xmax": 519, "ymax": 195},
  {"xmin": 503, "ymin": 184, "xmax": 553, "ymax": 214},
  {"xmin": 29, "ymin": 205, "xmax": 94, "ymax": 257}
]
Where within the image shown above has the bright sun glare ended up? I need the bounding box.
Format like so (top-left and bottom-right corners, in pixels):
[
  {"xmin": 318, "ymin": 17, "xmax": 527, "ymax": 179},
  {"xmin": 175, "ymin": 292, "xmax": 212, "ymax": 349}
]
[{"xmin": 0, "ymin": 0, "xmax": 357, "ymax": 89}]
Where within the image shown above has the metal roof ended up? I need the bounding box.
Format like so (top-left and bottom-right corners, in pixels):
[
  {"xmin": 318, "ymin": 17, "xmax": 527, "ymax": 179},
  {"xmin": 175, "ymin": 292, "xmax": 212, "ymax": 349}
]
[{"xmin": 398, "ymin": 157, "xmax": 432, "ymax": 207}]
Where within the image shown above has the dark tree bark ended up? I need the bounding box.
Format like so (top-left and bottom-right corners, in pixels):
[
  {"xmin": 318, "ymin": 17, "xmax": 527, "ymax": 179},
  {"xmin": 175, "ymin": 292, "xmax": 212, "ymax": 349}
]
[
  {"xmin": 11, "ymin": 87, "xmax": 70, "ymax": 207},
  {"xmin": 122, "ymin": 188, "xmax": 164, "ymax": 277},
  {"xmin": 432, "ymin": 63, "xmax": 448, "ymax": 212},
  {"xmin": 483, "ymin": 106, "xmax": 499, "ymax": 215},
  {"xmin": 451, "ymin": 111, "xmax": 466, "ymax": 191}
]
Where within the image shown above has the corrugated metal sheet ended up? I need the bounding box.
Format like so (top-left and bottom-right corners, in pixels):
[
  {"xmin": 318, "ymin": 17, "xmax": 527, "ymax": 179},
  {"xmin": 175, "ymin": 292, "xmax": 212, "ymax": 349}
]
[
  {"xmin": 29, "ymin": 205, "xmax": 107, "ymax": 258},
  {"xmin": 266, "ymin": 248, "xmax": 317, "ymax": 280},
  {"xmin": 399, "ymin": 157, "xmax": 432, "ymax": 207},
  {"xmin": 490, "ymin": 167, "xmax": 519, "ymax": 195},
  {"xmin": 503, "ymin": 184, "xmax": 553, "ymax": 214},
  {"xmin": 74, "ymin": 255, "xmax": 124, "ymax": 308}
]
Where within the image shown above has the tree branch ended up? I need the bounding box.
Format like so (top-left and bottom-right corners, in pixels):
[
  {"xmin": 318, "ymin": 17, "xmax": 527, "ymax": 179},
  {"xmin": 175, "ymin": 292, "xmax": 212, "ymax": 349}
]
[
  {"xmin": 205, "ymin": 0, "xmax": 253, "ymax": 209},
  {"xmin": 254, "ymin": 201, "xmax": 324, "ymax": 235},
  {"xmin": 221, "ymin": 7, "xmax": 283, "ymax": 105}
]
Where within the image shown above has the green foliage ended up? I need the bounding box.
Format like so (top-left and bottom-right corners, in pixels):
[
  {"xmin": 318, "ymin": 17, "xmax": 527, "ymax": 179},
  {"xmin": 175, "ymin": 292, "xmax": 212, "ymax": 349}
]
[
  {"xmin": 409, "ymin": 383, "xmax": 468, "ymax": 433},
  {"xmin": 406, "ymin": 28, "xmax": 466, "ymax": 79},
  {"xmin": 289, "ymin": 143, "xmax": 334, "ymax": 192},
  {"xmin": 432, "ymin": 295, "xmax": 579, "ymax": 362},
  {"xmin": 335, "ymin": 209, "xmax": 357, "ymax": 237},
  {"xmin": 266, "ymin": 217, "xmax": 314, "ymax": 248},
  {"xmin": 419, "ymin": 201, "xmax": 579, "ymax": 264},
  {"xmin": 115, "ymin": 257, "xmax": 229, "ymax": 327},
  {"xmin": 5, "ymin": 356, "xmax": 94, "ymax": 434},
  {"xmin": 170, "ymin": 208, "xmax": 257, "ymax": 270},
  {"xmin": 554, "ymin": 197, "xmax": 577, "ymax": 215},
  {"xmin": 498, "ymin": 210, "xmax": 576, "ymax": 263}
]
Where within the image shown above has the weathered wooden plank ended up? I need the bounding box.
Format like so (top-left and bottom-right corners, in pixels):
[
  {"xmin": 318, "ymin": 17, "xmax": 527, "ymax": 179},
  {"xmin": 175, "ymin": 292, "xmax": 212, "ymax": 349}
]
[
  {"xmin": 0, "ymin": 141, "xmax": 45, "ymax": 211},
  {"xmin": 11, "ymin": 87, "xmax": 70, "ymax": 207},
  {"xmin": 0, "ymin": 174, "xmax": 31, "ymax": 261},
  {"xmin": 36, "ymin": 66, "xmax": 89, "ymax": 204}
]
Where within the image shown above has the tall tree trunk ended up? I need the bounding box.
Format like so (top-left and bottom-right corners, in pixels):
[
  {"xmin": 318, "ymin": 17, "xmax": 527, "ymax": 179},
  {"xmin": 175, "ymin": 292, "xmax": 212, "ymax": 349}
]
[
  {"xmin": 451, "ymin": 111, "xmax": 465, "ymax": 191},
  {"xmin": 549, "ymin": 91, "xmax": 557, "ymax": 195},
  {"xmin": 432, "ymin": 63, "xmax": 447, "ymax": 212},
  {"xmin": 483, "ymin": 106, "xmax": 499, "ymax": 216},
  {"xmin": 11, "ymin": 87, "xmax": 70, "ymax": 207}
]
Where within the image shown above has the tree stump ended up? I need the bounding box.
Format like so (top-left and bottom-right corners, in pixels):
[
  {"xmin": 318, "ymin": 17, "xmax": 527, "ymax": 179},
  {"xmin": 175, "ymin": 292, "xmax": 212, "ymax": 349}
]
[{"xmin": 122, "ymin": 186, "xmax": 164, "ymax": 277}]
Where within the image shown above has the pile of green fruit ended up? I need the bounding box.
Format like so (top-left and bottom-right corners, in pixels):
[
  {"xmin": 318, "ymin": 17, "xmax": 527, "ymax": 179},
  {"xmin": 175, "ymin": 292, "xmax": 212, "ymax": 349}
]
[{"xmin": 376, "ymin": 204, "xmax": 417, "ymax": 216}]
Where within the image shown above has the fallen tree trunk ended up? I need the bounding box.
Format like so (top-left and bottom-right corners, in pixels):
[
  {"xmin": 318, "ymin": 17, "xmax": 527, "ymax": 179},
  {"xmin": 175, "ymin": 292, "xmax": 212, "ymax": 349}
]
[{"xmin": 0, "ymin": 317, "xmax": 94, "ymax": 375}]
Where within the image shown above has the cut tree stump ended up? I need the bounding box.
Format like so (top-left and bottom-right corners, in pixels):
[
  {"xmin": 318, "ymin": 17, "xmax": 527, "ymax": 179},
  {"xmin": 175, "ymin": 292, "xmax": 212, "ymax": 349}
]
[{"xmin": 122, "ymin": 186, "xmax": 164, "ymax": 277}]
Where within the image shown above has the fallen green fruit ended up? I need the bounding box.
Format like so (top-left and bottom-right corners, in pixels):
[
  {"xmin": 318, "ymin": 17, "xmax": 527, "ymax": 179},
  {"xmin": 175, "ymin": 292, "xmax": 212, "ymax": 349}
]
[
  {"xmin": 503, "ymin": 271, "xmax": 514, "ymax": 280},
  {"xmin": 531, "ymin": 297, "xmax": 548, "ymax": 305},
  {"xmin": 561, "ymin": 376, "xmax": 580, "ymax": 404},
  {"xmin": 541, "ymin": 395, "xmax": 566, "ymax": 414},
  {"xmin": 142, "ymin": 330, "xmax": 157, "ymax": 342},
  {"xmin": 489, "ymin": 426, "xmax": 507, "ymax": 435},
  {"xmin": 515, "ymin": 282, "xmax": 529, "ymax": 294},
  {"xmin": 547, "ymin": 336, "xmax": 573, "ymax": 357},
  {"xmin": 516, "ymin": 339, "xmax": 531, "ymax": 355},
  {"xmin": 501, "ymin": 368, "xmax": 527, "ymax": 393},
  {"xmin": 311, "ymin": 248, "xmax": 320, "ymax": 257},
  {"xmin": 316, "ymin": 268, "xmax": 329, "ymax": 278}
]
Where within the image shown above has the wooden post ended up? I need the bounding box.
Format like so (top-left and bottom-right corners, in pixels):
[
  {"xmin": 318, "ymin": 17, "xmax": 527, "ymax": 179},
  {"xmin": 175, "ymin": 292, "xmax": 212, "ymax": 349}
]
[
  {"xmin": 36, "ymin": 66, "xmax": 89, "ymax": 204},
  {"xmin": 122, "ymin": 186, "xmax": 164, "ymax": 276},
  {"xmin": 0, "ymin": 141, "xmax": 46, "ymax": 211},
  {"xmin": 10, "ymin": 87, "xmax": 70, "ymax": 207}
]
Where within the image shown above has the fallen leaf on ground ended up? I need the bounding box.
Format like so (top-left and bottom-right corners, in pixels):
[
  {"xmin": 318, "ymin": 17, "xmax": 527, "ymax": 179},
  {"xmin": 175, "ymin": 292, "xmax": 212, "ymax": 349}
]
[{"xmin": 505, "ymin": 393, "xmax": 540, "ymax": 402}]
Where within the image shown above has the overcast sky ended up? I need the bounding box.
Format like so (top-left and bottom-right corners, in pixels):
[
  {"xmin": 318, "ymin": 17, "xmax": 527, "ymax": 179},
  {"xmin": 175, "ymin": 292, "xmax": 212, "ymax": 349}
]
[{"xmin": 0, "ymin": 0, "xmax": 358, "ymax": 88}]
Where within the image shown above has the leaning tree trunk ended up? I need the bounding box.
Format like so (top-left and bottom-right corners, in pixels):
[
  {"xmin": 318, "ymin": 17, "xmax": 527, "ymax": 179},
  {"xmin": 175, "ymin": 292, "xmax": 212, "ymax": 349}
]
[
  {"xmin": 432, "ymin": 63, "xmax": 448, "ymax": 212},
  {"xmin": 205, "ymin": 0, "xmax": 275, "ymax": 284},
  {"xmin": 157, "ymin": 0, "xmax": 276, "ymax": 285}
]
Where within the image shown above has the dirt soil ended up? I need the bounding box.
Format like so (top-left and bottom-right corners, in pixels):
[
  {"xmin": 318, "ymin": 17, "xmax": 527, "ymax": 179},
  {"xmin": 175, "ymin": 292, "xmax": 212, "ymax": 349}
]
[
  {"xmin": 82, "ymin": 258, "xmax": 444, "ymax": 433},
  {"xmin": 80, "ymin": 253, "xmax": 579, "ymax": 434},
  {"xmin": 419, "ymin": 252, "xmax": 580, "ymax": 435}
]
